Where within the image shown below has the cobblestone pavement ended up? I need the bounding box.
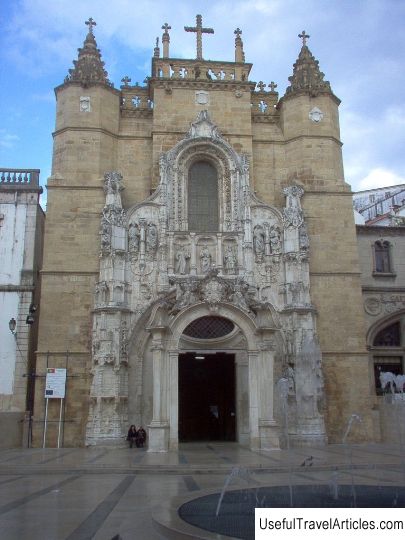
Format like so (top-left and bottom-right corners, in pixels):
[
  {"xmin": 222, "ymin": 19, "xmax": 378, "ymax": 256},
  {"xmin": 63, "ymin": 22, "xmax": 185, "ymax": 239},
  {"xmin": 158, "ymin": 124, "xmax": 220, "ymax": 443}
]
[{"xmin": 0, "ymin": 442, "xmax": 404, "ymax": 539}]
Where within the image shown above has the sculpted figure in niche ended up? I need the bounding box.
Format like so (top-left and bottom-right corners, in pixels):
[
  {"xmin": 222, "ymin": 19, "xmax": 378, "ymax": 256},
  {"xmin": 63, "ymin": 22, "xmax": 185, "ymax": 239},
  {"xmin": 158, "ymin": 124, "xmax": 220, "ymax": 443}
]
[
  {"xmin": 100, "ymin": 217, "xmax": 111, "ymax": 250},
  {"xmin": 104, "ymin": 172, "xmax": 121, "ymax": 195},
  {"xmin": 269, "ymin": 225, "xmax": 282, "ymax": 254},
  {"xmin": 175, "ymin": 247, "xmax": 190, "ymax": 274},
  {"xmin": 128, "ymin": 222, "xmax": 140, "ymax": 253},
  {"xmin": 200, "ymin": 245, "xmax": 212, "ymax": 273},
  {"xmin": 253, "ymin": 225, "xmax": 265, "ymax": 257},
  {"xmin": 146, "ymin": 222, "xmax": 158, "ymax": 253},
  {"xmin": 231, "ymin": 279, "xmax": 250, "ymax": 312},
  {"xmin": 223, "ymin": 246, "xmax": 237, "ymax": 274},
  {"xmin": 299, "ymin": 223, "xmax": 310, "ymax": 250}
]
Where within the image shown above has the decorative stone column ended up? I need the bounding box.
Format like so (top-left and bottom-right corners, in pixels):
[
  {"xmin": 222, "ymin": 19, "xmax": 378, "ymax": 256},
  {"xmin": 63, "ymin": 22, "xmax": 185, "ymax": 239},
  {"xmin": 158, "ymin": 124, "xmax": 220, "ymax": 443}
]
[
  {"xmin": 148, "ymin": 327, "xmax": 169, "ymax": 452},
  {"xmin": 168, "ymin": 350, "xmax": 179, "ymax": 450},
  {"xmin": 258, "ymin": 341, "xmax": 280, "ymax": 449},
  {"xmin": 247, "ymin": 349, "xmax": 260, "ymax": 449}
]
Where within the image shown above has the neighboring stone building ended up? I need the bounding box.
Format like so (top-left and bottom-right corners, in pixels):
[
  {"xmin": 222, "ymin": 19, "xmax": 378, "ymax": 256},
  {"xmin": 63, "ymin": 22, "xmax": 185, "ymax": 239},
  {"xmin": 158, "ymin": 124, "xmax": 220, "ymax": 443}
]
[
  {"xmin": 356, "ymin": 224, "xmax": 405, "ymax": 440},
  {"xmin": 34, "ymin": 17, "xmax": 372, "ymax": 449},
  {"xmin": 0, "ymin": 169, "xmax": 44, "ymax": 447}
]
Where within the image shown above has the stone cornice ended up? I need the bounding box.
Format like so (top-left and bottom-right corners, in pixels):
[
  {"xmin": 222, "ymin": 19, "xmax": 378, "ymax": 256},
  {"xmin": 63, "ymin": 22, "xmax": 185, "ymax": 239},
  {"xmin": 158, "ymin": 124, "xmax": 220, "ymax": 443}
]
[
  {"xmin": 362, "ymin": 286, "xmax": 405, "ymax": 293},
  {"xmin": 40, "ymin": 270, "xmax": 98, "ymax": 276},
  {"xmin": 356, "ymin": 224, "xmax": 405, "ymax": 235},
  {"xmin": 310, "ymin": 271, "xmax": 362, "ymax": 276},
  {"xmin": 54, "ymin": 80, "xmax": 120, "ymax": 96},
  {"xmin": 151, "ymin": 77, "xmax": 255, "ymax": 92},
  {"xmin": 0, "ymin": 284, "xmax": 35, "ymax": 292}
]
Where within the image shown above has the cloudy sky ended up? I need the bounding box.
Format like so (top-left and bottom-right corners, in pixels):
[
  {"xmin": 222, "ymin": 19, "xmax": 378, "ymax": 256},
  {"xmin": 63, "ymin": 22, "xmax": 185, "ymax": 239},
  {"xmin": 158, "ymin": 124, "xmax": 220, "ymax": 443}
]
[{"xmin": 1, "ymin": 0, "xmax": 405, "ymax": 205}]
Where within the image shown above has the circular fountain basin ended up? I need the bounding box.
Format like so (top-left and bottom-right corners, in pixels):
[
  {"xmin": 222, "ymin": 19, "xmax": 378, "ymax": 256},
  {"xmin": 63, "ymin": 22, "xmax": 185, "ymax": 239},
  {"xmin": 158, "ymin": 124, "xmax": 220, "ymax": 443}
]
[{"xmin": 179, "ymin": 485, "xmax": 405, "ymax": 540}]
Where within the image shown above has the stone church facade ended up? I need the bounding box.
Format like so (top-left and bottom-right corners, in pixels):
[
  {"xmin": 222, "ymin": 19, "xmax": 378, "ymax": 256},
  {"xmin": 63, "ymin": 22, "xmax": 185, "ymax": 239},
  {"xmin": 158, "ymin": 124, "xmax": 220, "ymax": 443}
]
[{"xmin": 34, "ymin": 17, "xmax": 373, "ymax": 449}]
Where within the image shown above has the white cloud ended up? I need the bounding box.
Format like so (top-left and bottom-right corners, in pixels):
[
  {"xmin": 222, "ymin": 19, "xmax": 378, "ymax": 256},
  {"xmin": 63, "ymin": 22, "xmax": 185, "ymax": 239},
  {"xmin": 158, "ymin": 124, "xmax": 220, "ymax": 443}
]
[
  {"xmin": 358, "ymin": 168, "xmax": 405, "ymax": 191},
  {"xmin": 0, "ymin": 130, "xmax": 19, "ymax": 149}
]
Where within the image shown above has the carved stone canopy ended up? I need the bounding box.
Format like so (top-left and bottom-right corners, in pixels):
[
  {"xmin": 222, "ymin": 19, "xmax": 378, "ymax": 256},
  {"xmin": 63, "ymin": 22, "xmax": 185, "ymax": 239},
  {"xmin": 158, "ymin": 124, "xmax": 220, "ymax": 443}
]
[
  {"xmin": 65, "ymin": 22, "xmax": 112, "ymax": 87},
  {"xmin": 285, "ymin": 44, "xmax": 334, "ymax": 99}
]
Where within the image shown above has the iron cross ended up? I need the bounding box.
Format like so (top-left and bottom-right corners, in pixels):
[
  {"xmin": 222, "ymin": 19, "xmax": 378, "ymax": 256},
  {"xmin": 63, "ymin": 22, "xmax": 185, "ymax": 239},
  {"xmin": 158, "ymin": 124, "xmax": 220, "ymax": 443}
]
[
  {"xmin": 184, "ymin": 14, "xmax": 214, "ymax": 60},
  {"xmin": 85, "ymin": 18, "xmax": 97, "ymax": 34},
  {"xmin": 298, "ymin": 30, "xmax": 310, "ymax": 46}
]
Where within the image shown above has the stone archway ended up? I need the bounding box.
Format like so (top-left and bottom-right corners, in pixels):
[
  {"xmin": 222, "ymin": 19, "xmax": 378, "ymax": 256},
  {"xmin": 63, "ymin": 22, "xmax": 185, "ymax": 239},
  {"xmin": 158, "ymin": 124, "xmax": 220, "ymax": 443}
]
[{"xmin": 145, "ymin": 301, "xmax": 281, "ymax": 452}]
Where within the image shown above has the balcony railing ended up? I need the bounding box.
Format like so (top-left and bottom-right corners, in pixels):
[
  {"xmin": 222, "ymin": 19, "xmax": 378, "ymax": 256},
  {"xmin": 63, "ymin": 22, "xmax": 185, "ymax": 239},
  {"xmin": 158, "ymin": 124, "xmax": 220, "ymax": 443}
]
[{"xmin": 0, "ymin": 169, "xmax": 40, "ymax": 187}]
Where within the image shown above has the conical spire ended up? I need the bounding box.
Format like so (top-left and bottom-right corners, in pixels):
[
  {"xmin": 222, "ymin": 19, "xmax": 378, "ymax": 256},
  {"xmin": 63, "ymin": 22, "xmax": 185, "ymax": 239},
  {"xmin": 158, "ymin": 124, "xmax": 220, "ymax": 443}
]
[
  {"xmin": 285, "ymin": 32, "xmax": 332, "ymax": 98},
  {"xmin": 64, "ymin": 18, "xmax": 112, "ymax": 87}
]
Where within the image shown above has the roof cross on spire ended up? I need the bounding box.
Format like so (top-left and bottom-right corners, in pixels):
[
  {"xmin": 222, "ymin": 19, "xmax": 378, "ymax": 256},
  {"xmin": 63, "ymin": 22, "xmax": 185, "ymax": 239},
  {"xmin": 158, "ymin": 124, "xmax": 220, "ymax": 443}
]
[
  {"xmin": 184, "ymin": 14, "xmax": 214, "ymax": 60},
  {"xmin": 85, "ymin": 17, "xmax": 97, "ymax": 34},
  {"xmin": 162, "ymin": 22, "xmax": 171, "ymax": 34},
  {"xmin": 234, "ymin": 28, "xmax": 242, "ymax": 38},
  {"xmin": 298, "ymin": 30, "xmax": 310, "ymax": 46}
]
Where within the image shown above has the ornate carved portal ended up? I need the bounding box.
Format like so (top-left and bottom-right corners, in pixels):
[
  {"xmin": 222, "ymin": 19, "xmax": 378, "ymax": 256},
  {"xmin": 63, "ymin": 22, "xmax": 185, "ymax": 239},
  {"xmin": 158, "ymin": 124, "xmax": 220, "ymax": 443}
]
[{"xmin": 86, "ymin": 111, "xmax": 326, "ymax": 451}]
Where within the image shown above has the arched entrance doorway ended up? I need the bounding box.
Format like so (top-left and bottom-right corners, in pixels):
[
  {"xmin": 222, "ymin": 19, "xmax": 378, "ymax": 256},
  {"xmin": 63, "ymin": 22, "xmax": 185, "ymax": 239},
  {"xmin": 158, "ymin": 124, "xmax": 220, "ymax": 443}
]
[
  {"xmin": 178, "ymin": 315, "xmax": 239, "ymax": 442},
  {"xmin": 135, "ymin": 300, "xmax": 282, "ymax": 452},
  {"xmin": 179, "ymin": 352, "xmax": 236, "ymax": 441}
]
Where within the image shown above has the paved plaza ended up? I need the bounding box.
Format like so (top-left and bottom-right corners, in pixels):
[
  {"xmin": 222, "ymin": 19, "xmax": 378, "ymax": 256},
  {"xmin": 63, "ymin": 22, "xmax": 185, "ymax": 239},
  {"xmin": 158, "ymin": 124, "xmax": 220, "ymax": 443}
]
[{"xmin": 0, "ymin": 442, "xmax": 404, "ymax": 539}]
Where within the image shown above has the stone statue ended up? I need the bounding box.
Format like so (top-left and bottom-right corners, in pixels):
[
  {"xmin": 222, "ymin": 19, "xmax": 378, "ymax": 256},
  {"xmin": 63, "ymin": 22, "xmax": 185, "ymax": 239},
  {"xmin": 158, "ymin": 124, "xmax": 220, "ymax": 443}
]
[
  {"xmin": 200, "ymin": 246, "xmax": 212, "ymax": 273},
  {"xmin": 104, "ymin": 171, "xmax": 122, "ymax": 195},
  {"xmin": 253, "ymin": 225, "xmax": 265, "ymax": 256},
  {"xmin": 231, "ymin": 279, "xmax": 250, "ymax": 311},
  {"xmin": 282, "ymin": 185, "xmax": 304, "ymax": 228},
  {"xmin": 146, "ymin": 222, "xmax": 158, "ymax": 253},
  {"xmin": 128, "ymin": 222, "xmax": 140, "ymax": 253},
  {"xmin": 175, "ymin": 247, "xmax": 190, "ymax": 274},
  {"xmin": 286, "ymin": 364, "xmax": 295, "ymax": 394},
  {"xmin": 269, "ymin": 225, "xmax": 282, "ymax": 254},
  {"xmin": 100, "ymin": 217, "xmax": 111, "ymax": 251},
  {"xmin": 223, "ymin": 246, "xmax": 237, "ymax": 274},
  {"xmin": 299, "ymin": 222, "xmax": 310, "ymax": 250}
]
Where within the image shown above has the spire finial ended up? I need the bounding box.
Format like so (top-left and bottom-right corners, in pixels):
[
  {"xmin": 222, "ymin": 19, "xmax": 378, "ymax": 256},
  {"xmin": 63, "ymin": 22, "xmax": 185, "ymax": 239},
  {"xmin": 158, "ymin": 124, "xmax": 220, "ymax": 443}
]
[
  {"xmin": 85, "ymin": 17, "xmax": 97, "ymax": 34},
  {"xmin": 298, "ymin": 30, "xmax": 310, "ymax": 46},
  {"xmin": 234, "ymin": 28, "xmax": 242, "ymax": 38},
  {"xmin": 162, "ymin": 22, "xmax": 171, "ymax": 34}
]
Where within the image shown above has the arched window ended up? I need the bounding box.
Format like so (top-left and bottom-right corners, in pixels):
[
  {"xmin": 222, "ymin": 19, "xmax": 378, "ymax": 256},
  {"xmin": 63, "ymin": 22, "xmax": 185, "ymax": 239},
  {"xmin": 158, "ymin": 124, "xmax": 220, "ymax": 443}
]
[
  {"xmin": 374, "ymin": 240, "xmax": 392, "ymax": 273},
  {"xmin": 188, "ymin": 161, "xmax": 219, "ymax": 231},
  {"xmin": 373, "ymin": 322, "xmax": 401, "ymax": 347},
  {"xmin": 372, "ymin": 320, "xmax": 403, "ymax": 394}
]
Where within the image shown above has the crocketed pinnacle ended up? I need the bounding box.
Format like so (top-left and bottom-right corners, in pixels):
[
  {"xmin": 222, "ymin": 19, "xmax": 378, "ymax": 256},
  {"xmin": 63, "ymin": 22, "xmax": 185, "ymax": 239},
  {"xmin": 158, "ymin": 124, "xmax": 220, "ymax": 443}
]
[
  {"xmin": 65, "ymin": 29, "xmax": 112, "ymax": 87},
  {"xmin": 285, "ymin": 45, "xmax": 332, "ymax": 97}
]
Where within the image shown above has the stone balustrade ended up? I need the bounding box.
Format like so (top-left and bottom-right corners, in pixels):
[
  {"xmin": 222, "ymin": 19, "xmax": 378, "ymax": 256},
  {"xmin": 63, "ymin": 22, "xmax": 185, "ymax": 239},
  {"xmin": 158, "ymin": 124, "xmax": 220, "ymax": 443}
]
[
  {"xmin": 0, "ymin": 169, "xmax": 40, "ymax": 187},
  {"xmin": 152, "ymin": 58, "xmax": 252, "ymax": 83}
]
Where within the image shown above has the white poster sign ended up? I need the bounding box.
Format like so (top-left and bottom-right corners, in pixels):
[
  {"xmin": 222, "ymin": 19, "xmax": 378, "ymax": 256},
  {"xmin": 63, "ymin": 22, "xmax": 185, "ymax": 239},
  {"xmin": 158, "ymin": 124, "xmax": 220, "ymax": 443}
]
[{"xmin": 45, "ymin": 368, "xmax": 67, "ymax": 398}]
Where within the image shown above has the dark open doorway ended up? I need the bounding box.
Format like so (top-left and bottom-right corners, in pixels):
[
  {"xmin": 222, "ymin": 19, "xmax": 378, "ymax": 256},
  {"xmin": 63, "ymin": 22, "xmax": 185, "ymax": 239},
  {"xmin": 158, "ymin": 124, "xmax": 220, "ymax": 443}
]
[{"xmin": 178, "ymin": 352, "xmax": 236, "ymax": 442}]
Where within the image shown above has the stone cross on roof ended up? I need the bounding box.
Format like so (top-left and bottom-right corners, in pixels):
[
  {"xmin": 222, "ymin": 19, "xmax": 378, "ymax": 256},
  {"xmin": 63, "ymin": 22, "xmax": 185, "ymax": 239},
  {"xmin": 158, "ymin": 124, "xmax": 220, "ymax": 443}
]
[
  {"xmin": 162, "ymin": 22, "xmax": 171, "ymax": 34},
  {"xmin": 269, "ymin": 81, "xmax": 278, "ymax": 92},
  {"xmin": 257, "ymin": 81, "xmax": 266, "ymax": 92},
  {"xmin": 184, "ymin": 14, "xmax": 214, "ymax": 60},
  {"xmin": 121, "ymin": 76, "xmax": 131, "ymax": 87},
  {"xmin": 85, "ymin": 17, "xmax": 97, "ymax": 34},
  {"xmin": 298, "ymin": 30, "xmax": 310, "ymax": 46}
]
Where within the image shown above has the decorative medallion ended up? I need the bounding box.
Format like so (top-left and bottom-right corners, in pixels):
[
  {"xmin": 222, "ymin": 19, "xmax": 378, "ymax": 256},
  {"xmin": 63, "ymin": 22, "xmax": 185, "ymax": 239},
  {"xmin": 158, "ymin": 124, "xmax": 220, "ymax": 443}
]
[
  {"xmin": 309, "ymin": 107, "xmax": 324, "ymax": 123},
  {"xmin": 195, "ymin": 90, "xmax": 209, "ymax": 105}
]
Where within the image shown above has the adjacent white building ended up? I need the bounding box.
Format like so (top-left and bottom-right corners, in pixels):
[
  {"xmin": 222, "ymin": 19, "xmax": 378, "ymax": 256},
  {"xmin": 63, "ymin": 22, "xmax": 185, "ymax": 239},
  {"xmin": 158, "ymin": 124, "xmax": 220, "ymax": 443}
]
[{"xmin": 0, "ymin": 169, "xmax": 44, "ymax": 447}]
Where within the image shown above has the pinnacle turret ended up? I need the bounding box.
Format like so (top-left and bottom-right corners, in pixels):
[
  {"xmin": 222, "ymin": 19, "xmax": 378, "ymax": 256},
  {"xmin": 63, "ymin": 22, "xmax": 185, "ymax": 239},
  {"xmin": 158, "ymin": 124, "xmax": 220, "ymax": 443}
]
[
  {"xmin": 64, "ymin": 18, "xmax": 112, "ymax": 87},
  {"xmin": 285, "ymin": 31, "xmax": 332, "ymax": 98}
]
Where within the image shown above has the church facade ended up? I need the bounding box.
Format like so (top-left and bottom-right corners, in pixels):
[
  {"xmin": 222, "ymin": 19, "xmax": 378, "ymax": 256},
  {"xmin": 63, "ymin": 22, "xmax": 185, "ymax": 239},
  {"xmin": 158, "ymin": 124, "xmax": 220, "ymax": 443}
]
[{"xmin": 34, "ymin": 17, "xmax": 373, "ymax": 450}]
